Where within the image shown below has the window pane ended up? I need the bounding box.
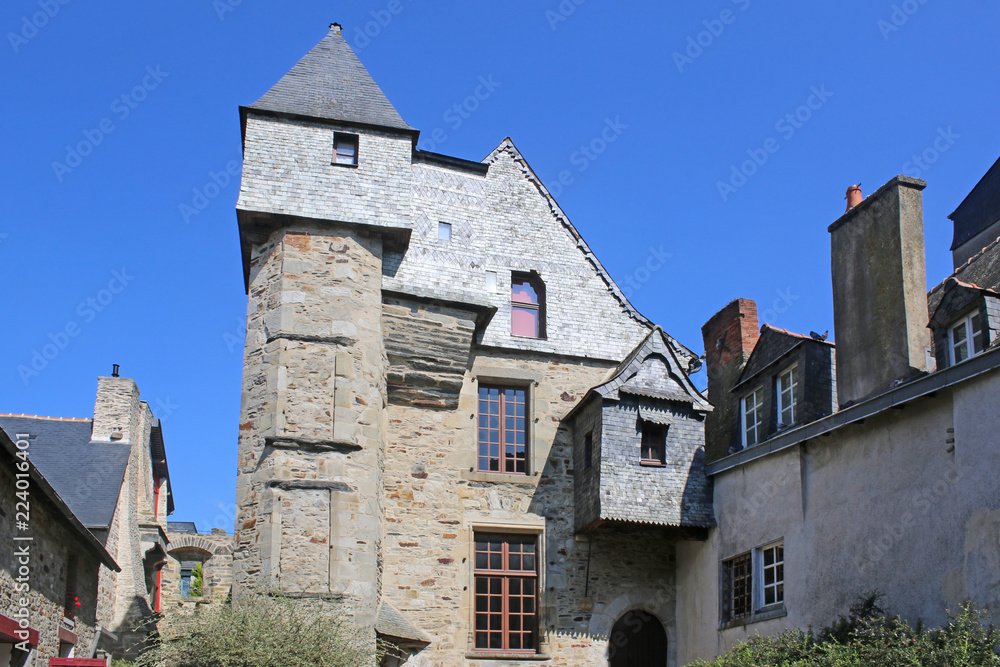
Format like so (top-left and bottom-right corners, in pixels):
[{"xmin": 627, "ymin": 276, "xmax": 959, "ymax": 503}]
[
  {"xmin": 512, "ymin": 306, "xmax": 539, "ymax": 337},
  {"xmin": 511, "ymin": 281, "xmax": 538, "ymax": 304},
  {"xmin": 438, "ymin": 222, "xmax": 452, "ymax": 241}
]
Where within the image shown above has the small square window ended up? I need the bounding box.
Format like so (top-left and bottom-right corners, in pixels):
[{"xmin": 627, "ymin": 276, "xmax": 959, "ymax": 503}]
[
  {"xmin": 438, "ymin": 222, "xmax": 452, "ymax": 241},
  {"xmin": 949, "ymin": 311, "xmax": 985, "ymax": 365},
  {"xmin": 333, "ymin": 133, "xmax": 359, "ymax": 166}
]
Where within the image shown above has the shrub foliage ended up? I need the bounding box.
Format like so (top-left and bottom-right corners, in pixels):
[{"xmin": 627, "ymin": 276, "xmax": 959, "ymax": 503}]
[
  {"xmin": 132, "ymin": 592, "xmax": 380, "ymax": 667},
  {"xmin": 690, "ymin": 594, "xmax": 1000, "ymax": 666}
]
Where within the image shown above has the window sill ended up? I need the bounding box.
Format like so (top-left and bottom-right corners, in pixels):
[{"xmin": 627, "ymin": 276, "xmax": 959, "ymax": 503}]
[
  {"xmin": 330, "ymin": 161, "xmax": 359, "ymax": 168},
  {"xmin": 462, "ymin": 469, "xmax": 537, "ymax": 486},
  {"xmin": 720, "ymin": 605, "xmax": 787, "ymax": 630},
  {"xmin": 640, "ymin": 460, "xmax": 666, "ymax": 468},
  {"xmin": 465, "ymin": 652, "xmax": 551, "ymax": 661},
  {"xmin": 510, "ymin": 334, "xmax": 547, "ymax": 341}
]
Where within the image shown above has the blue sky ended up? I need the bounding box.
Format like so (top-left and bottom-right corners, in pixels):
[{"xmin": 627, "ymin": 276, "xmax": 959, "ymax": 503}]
[{"xmin": 2, "ymin": 1, "xmax": 998, "ymax": 530}]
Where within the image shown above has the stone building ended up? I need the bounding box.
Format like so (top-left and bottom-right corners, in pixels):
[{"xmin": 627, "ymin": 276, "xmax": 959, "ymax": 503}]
[
  {"xmin": 231, "ymin": 24, "xmax": 712, "ymax": 666},
  {"xmin": 0, "ymin": 420, "xmax": 119, "ymax": 665},
  {"xmin": 679, "ymin": 172, "xmax": 1000, "ymax": 663},
  {"xmin": 160, "ymin": 523, "xmax": 233, "ymax": 613},
  {"xmin": 0, "ymin": 371, "xmax": 175, "ymax": 661}
]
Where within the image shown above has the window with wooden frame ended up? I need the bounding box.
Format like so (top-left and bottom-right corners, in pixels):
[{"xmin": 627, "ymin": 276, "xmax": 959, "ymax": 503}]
[
  {"xmin": 741, "ymin": 388, "xmax": 765, "ymax": 449},
  {"xmin": 640, "ymin": 422, "xmax": 667, "ymax": 467},
  {"xmin": 721, "ymin": 551, "xmax": 753, "ymax": 623},
  {"xmin": 949, "ymin": 310, "xmax": 985, "ymax": 365},
  {"xmin": 478, "ymin": 385, "xmax": 527, "ymax": 474},
  {"xmin": 776, "ymin": 366, "xmax": 798, "ymax": 428},
  {"xmin": 474, "ymin": 534, "xmax": 538, "ymax": 654},
  {"xmin": 333, "ymin": 132, "xmax": 359, "ymax": 166},
  {"xmin": 583, "ymin": 432, "xmax": 593, "ymax": 471},
  {"xmin": 511, "ymin": 273, "xmax": 545, "ymax": 339}
]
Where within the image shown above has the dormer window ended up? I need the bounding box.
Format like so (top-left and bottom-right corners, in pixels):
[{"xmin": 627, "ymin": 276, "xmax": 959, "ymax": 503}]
[
  {"xmin": 511, "ymin": 273, "xmax": 545, "ymax": 339},
  {"xmin": 741, "ymin": 388, "xmax": 764, "ymax": 448},
  {"xmin": 950, "ymin": 311, "xmax": 985, "ymax": 364},
  {"xmin": 776, "ymin": 366, "xmax": 798, "ymax": 428},
  {"xmin": 333, "ymin": 132, "xmax": 359, "ymax": 166}
]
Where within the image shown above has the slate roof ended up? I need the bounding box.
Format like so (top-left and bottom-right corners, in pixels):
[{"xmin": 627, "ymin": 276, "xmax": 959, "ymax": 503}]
[
  {"xmin": 0, "ymin": 426, "xmax": 119, "ymax": 571},
  {"xmin": 167, "ymin": 521, "xmax": 199, "ymax": 533},
  {"xmin": 949, "ymin": 155, "xmax": 1000, "ymax": 250},
  {"xmin": 375, "ymin": 601, "xmax": 430, "ymax": 644},
  {"xmin": 928, "ymin": 234, "xmax": 1000, "ymax": 317},
  {"xmin": 0, "ymin": 416, "xmax": 129, "ymax": 530},
  {"xmin": 248, "ymin": 25, "xmax": 416, "ymax": 134},
  {"xmin": 734, "ymin": 325, "xmax": 832, "ymax": 390}
]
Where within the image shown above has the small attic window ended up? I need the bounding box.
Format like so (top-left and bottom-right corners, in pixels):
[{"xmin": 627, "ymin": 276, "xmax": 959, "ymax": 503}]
[
  {"xmin": 949, "ymin": 310, "xmax": 985, "ymax": 365},
  {"xmin": 641, "ymin": 423, "xmax": 667, "ymax": 467},
  {"xmin": 511, "ymin": 272, "xmax": 545, "ymax": 339},
  {"xmin": 333, "ymin": 133, "xmax": 358, "ymax": 166}
]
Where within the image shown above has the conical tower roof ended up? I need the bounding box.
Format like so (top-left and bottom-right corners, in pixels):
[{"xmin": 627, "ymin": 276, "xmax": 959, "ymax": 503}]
[{"xmin": 249, "ymin": 24, "xmax": 415, "ymax": 134}]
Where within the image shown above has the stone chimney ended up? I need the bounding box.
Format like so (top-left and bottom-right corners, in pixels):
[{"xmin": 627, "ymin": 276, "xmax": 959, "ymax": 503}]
[
  {"xmin": 702, "ymin": 299, "xmax": 760, "ymax": 462},
  {"xmin": 92, "ymin": 374, "xmax": 143, "ymax": 444},
  {"xmin": 829, "ymin": 176, "xmax": 932, "ymax": 407}
]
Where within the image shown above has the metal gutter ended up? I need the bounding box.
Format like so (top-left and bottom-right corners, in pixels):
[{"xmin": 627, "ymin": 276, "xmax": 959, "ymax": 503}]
[{"xmin": 706, "ymin": 345, "xmax": 1000, "ymax": 476}]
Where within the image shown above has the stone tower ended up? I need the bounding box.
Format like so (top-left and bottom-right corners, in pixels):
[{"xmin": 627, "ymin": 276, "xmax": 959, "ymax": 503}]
[{"xmin": 232, "ymin": 24, "xmax": 416, "ymax": 627}]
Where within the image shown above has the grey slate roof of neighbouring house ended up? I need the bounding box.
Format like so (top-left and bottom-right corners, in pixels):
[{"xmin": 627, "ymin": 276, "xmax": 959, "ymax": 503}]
[
  {"xmin": 950, "ymin": 155, "xmax": 1000, "ymax": 250},
  {"xmin": 0, "ymin": 415, "xmax": 130, "ymax": 530},
  {"xmin": 928, "ymin": 235, "xmax": 1000, "ymax": 316},
  {"xmin": 248, "ymin": 25, "xmax": 416, "ymax": 134},
  {"xmin": 167, "ymin": 521, "xmax": 199, "ymax": 533}
]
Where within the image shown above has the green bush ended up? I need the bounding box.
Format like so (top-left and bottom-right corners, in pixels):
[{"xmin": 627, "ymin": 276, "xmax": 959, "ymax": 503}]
[
  {"xmin": 689, "ymin": 595, "xmax": 1000, "ymax": 666},
  {"xmin": 133, "ymin": 592, "xmax": 381, "ymax": 667}
]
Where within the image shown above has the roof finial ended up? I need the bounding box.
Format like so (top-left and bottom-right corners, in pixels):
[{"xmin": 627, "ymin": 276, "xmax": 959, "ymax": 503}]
[{"xmin": 330, "ymin": 23, "xmax": 342, "ymax": 35}]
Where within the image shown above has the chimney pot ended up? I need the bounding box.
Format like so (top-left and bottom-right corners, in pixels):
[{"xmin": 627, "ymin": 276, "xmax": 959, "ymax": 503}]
[
  {"xmin": 331, "ymin": 22, "xmax": 342, "ymax": 34},
  {"xmin": 112, "ymin": 364, "xmax": 120, "ymax": 378},
  {"xmin": 845, "ymin": 184, "xmax": 863, "ymax": 212}
]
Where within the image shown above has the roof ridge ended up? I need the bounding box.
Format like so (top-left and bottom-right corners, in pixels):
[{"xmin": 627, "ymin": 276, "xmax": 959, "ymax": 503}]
[
  {"xmin": 930, "ymin": 232, "xmax": 1000, "ymax": 295},
  {"xmin": 0, "ymin": 413, "xmax": 92, "ymax": 422}
]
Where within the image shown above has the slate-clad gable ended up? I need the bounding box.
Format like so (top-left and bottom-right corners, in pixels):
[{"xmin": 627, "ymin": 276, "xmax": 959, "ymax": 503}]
[
  {"xmin": 0, "ymin": 416, "xmax": 130, "ymax": 530},
  {"xmin": 950, "ymin": 155, "xmax": 1000, "ymax": 251}
]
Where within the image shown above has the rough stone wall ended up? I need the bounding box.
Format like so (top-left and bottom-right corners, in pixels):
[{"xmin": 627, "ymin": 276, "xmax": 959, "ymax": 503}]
[
  {"xmin": 598, "ymin": 397, "xmax": 711, "ymax": 528},
  {"xmin": 572, "ymin": 397, "xmax": 603, "ymax": 532},
  {"xmin": 234, "ymin": 223, "xmax": 386, "ymax": 627},
  {"xmin": 384, "ymin": 146, "xmax": 652, "ymax": 362},
  {"xmin": 160, "ymin": 530, "xmax": 233, "ymax": 615},
  {"xmin": 0, "ymin": 452, "xmax": 101, "ymax": 662}
]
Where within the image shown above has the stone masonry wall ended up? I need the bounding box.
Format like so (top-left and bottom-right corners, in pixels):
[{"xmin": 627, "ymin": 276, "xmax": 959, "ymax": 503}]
[
  {"xmin": 0, "ymin": 446, "xmax": 101, "ymax": 662},
  {"xmin": 160, "ymin": 530, "xmax": 233, "ymax": 616},
  {"xmin": 234, "ymin": 223, "xmax": 387, "ymax": 628}
]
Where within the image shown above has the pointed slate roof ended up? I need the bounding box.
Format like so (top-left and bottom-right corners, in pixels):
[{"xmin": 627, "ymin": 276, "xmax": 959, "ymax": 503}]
[
  {"xmin": 733, "ymin": 325, "xmax": 832, "ymax": 391},
  {"xmin": 248, "ymin": 25, "xmax": 416, "ymax": 134}
]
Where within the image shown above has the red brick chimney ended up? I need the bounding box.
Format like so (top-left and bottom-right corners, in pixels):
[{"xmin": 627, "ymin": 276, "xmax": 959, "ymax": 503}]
[{"xmin": 701, "ymin": 299, "xmax": 760, "ymax": 462}]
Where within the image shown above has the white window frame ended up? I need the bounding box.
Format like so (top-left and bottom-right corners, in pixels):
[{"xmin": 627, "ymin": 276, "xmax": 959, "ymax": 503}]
[
  {"xmin": 741, "ymin": 388, "xmax": 764, "ymax": 449},
  {"xmin": 775, "ymin": 365, "xmax": 798, "ymax": 429},
  {"xmin": 755, "ymin": 541, "xmax": 784, "ymax": 610},
  {"xmin": 949, "ymin": 311, "xmax": 985, "ymax": 366}
]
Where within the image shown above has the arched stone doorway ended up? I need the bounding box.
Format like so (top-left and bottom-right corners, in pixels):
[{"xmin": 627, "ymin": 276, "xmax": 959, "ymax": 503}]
[{"xmin": 608, "ymin": 610, "xmax": 667, "ymax": 667}]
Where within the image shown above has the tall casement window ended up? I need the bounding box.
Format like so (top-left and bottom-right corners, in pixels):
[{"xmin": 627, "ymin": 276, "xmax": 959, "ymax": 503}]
[
  {"xmin": 478, "ymin": 385, "xmax": 527, "ymax": 474},
  {"xmin": 722, "ymin": 540, "xmax": 786, "ymax": 624},
  {"xmin": 640, "ymin": 422, "xmax": 668, "ymax": 466},
  {"xmin": 333, "ymin": 132, "xmax": 359, "ymax": 166},
  {"xmin": 584, "ymin": 432, "xmax": 593, "ymax": 471},
  {"xmin": 776, "ymin": 366, "xmax": 798, "ymax": 428},
  {"xmin": 474, "ymin": 534, "xmax": 538, "ymax": 654},
  {"xmin": 511, "ymin": 273, "xmax": 545, "ymax": 339},
  {"xmin": 758, "ymin": 542, "xmax": 784, "ymax": 608},
  {"xmin": 950, "ymin": 311, "xmax": 985, "ymax": 365},
  {"xmin": 180, "ymin": 561, "xmax": 204, "ymax": 597},
  {"xmin": 742, "ymin": 388, "xmax": 765, "ymax": 448}
]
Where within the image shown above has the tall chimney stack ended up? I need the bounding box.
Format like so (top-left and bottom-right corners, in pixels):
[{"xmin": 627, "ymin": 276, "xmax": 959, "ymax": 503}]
[
  {"xmin": 829, "ymin": 176, "xmax": 932, "ymax": 406},
  {"xmin": 701, "ymin": 299, "xmax": 759, "ymax": 462}
]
